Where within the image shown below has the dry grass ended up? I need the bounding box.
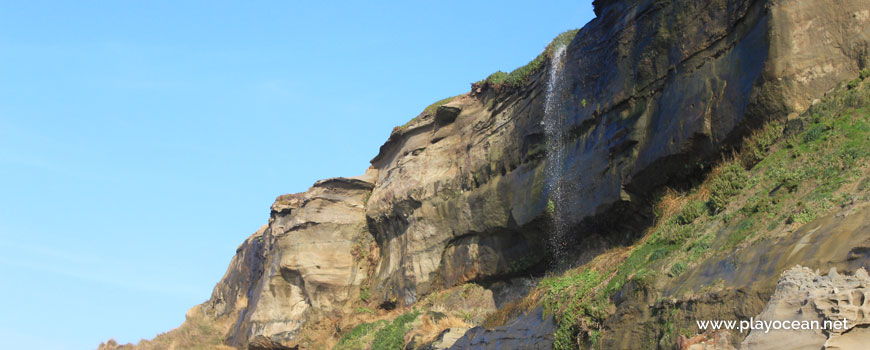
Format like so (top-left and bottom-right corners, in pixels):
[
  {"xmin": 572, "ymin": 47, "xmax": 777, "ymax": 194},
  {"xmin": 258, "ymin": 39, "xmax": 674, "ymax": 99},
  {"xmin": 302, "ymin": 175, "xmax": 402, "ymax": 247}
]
[
  {"xmin": 482, "ymin": 295, "xmax": 535, "ymax": 328},
  {"xmin": 479, "ymin": 156, "xmax": 734, "ymax": 334},
  {"xmin": 298, "ymin": 306, "xmax": 419, "ymax": 350},
  {"xmin": 651, "ymin": 189, "xmax": 688, "ymax": 231},
  {"xmin": 98, "ymin": 305, "xmax": 235, "ymax": 350},
  {"xmin": 653, "ymin": 182, "xmax": 712, "ymax": 221}
]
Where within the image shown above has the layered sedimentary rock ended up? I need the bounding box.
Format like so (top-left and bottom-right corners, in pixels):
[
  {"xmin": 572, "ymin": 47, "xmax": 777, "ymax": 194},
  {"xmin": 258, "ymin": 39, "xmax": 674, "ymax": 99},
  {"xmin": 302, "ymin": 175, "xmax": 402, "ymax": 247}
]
[
  {"xmin": 364, "ymin": 0, "xmax": 870, "ymax": 305},
  {"xmin": 202, "ymin": 173, "xmax": 377, "ymax": 348},
  {"xmin": 599, "ymin": 201, "xmax": 870, "ymax": 349},
  {"xmin": 164, "ymin": 0, "xmax": 870, "ymax": 348}
]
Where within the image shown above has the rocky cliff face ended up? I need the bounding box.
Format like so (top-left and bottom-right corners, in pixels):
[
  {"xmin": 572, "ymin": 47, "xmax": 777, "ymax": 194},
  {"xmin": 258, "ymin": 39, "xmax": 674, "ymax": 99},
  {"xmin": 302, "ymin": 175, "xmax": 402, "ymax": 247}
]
[
  {"xmin": 107, "ymin": 0, "xmax": 870, "ymax": 349},
  {"xmin": 201, "ymin": 173, "xmax": 378, "ymax": 348},
  {"xmin": 364, "ymin": 0, "xmax": 870, "ymax": 306}
]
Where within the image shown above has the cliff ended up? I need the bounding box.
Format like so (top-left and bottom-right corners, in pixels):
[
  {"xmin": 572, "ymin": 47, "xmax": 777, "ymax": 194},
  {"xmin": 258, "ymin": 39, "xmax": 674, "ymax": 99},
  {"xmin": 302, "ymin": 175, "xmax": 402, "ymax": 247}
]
[{"xmin": 100, "ymin": 0, "xmax": 870, "ymax": 349}]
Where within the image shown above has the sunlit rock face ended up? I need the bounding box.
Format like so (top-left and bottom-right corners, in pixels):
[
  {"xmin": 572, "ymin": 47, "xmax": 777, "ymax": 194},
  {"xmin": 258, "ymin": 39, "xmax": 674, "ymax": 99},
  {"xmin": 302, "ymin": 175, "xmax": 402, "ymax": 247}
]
[
  {"xmin": 183, "ymin": 0, "xmax": 870, "ymax": 348},
  {"xmin": 363, "ymin": 0, "xmax": 870, "ymax": 305},
  {"xmin": 741, "ymin": 266, "xmax": 870, "ymax": 350},
  {"xmin": 203, "ymin": 173, "xmax": 377, "ymax": 349}
]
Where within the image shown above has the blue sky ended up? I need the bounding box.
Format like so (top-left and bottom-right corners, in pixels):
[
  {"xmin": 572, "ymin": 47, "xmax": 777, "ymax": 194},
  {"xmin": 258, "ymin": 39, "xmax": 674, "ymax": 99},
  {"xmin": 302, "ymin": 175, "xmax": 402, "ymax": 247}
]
[{"xmin": 0, "ymin": 1, "xmax": 594, "ymax": 349}]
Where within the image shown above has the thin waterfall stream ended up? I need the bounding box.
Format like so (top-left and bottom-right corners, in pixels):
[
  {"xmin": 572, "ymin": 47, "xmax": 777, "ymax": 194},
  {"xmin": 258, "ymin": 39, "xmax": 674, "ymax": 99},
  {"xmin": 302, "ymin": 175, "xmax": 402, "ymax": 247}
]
[{"xmin": 543, "ymin": 44, "xmax": 569, "ymax": 263}]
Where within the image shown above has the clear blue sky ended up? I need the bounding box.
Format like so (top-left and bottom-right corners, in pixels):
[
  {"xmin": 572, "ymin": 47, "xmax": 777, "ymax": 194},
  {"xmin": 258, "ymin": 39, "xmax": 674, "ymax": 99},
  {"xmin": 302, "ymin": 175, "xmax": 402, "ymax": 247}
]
[{"xmin": 0, "ymin": 1, "xmax": 594, "ymax": 349}]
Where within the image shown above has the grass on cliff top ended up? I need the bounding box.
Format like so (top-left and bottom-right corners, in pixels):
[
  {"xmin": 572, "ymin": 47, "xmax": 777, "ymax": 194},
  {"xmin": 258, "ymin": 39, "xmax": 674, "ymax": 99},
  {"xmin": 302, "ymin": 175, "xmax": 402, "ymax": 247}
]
[
  {"xmin": 395, "ymin": 94, "xmax": 461, "ymax": 131},
  {"xmin": 489, "ymin": 70, "xmax": 870, "ymax": 350},
  {"xmin": 475, "ymin": 29, "xmax": 579, "ymax": 89},
  {"xmin": 395, "ymin": 29, "xmax": 580, "ymax": 130},
  {"xmin": 423, "ymin": 95, "xmax": 457, "ymax": 116}
]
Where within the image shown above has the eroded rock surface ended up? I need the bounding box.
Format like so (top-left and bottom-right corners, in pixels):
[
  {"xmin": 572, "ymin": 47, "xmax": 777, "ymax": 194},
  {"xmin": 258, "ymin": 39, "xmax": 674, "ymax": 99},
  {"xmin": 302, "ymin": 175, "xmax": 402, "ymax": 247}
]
[
  {"xmin": 595, "ymin": 202, "xmax": 870, "ymax": 349},
  {"xmin": 203, "ymin": 172, "xmax": 377, "ymax": 349},
  {"xmin": 424, "ymin": 328, "xmax": 470, "ymax": 350},
  {"xmin": 448, "ymin": 308, "xmax": 556, "ymax": 350},
  {"xmin": 364, "ymin": 0, "xmax": 870, "ymax": 306},
  {"xmin": 121, "ymin": 0, "xmax": 870, "ymax": 348},
  {"xmin": 741, "ymin": 266, "xmax": 870, "ymax": 350}
]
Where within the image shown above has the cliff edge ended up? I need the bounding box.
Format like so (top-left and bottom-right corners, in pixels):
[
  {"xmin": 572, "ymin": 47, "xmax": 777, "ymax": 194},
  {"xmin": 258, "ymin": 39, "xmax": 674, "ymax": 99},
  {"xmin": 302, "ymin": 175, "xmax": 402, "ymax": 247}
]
[{"xmin": 100, "ymin": 0, "xmax": 870, "ymax": 349}]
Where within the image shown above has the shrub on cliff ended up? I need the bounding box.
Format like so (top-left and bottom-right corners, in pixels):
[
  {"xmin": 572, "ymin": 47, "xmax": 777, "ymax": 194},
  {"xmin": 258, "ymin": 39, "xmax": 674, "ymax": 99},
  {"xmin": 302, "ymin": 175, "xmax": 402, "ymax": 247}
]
[
  {"xmin": 371, "ymin": 310, "xmax": 421, "ymax": 350},
  {"xmin": 474, "ymin": 29, "xmax": 579, "ymax": 90},
  {"xmin": 707, "ymin": 162, "xmax": 749, "ymax": 213}
]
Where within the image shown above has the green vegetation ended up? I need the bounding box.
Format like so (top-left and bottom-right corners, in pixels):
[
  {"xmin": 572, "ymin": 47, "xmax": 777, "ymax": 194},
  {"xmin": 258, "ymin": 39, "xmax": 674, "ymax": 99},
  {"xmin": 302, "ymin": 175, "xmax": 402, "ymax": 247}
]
[
  {"xmin": 363, "ymin": 191, "xmax": 372, "ymax": 206},
  {"xmin": 423, "ymin": 95, "xmax": 459, "ymax": 116},
  {"xmin": 359, "ymin": 287, "xmax": 370, "ymax": 303},
  {"xmin": 738, "ymin": 121, "xmax": 781, "ymax": 167},
  {"xmin": 658, "ymin": 306, "xmax": 694, "ymax": 349},
  {"xmin": 396, "ymin": 95, "xmax": 460, "ymax": 130},
  {"xmin": 669, "ymin": 261, "xmax": 687, "ymax": 277},
  {"xmin": 335, "ymin": 320, "xmax": 389, "ymax": 350},
  {"xmin": 476, "ymin": 30, "xmax": 579, "ymax": 89},
  {"xmin": 399, "ymin": 29, "xmax": 583, "ymax": 130},
  {"xmin": 675, "ymin": 200, "xmax": 706, "ymax": 225},
  {"xmin": 454, "ymin": 309, "xmax": 475, "ymax": 323},
  {"xmin": 371, "ymin": 310, "xmax": 421, "ymax": 350},
  {"xmin": 541, "ymin": 268, "xmax": 606, "ymax": 350},
  {"xmin": 352, "ymin": 238, "xmax": 373, "ymax": 263},
  {"xmin": 724, "ymin": 217, "xmax": 755, "ymax": 248},
  {"xmin": 685, "ymin": 233, "xmax": 713, "ymax": 261},
  {"xmin": 707, "ymin": 162, "xmax": 749, "ymax": 213},
  {"xmin": 354, "ymin": 307, "xmax": 376, "ymax": 315},
  {"xmin": 540, "ymin": 197, "xmax": 718, "ymax": 348},
  {"xmin": 534, "ymin": 72, "xmax": 870, "ymax": 349},
  {"xmin": 344, "ymin": 63, "xmax": 870, "ymax": 350},
  {"xmin": 333, "ymin": 310, "xmax": 421, "ymax": 350}
]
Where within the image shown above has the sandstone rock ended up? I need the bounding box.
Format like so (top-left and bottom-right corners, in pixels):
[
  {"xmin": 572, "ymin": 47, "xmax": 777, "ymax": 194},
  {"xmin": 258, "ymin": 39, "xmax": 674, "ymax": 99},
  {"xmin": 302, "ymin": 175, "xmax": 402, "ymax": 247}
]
[
  {"xmin": 448, "ymin": 307, "xmax": 556, "ymax": 350},
  {"xmin": 97, "ymin": 339, "xmax": 124, "ymax": 350},
  {"xmin": 203, "ymin": 174, "xmax": 376, "ymax": 349},
  {"xmin": 203, "ymin": 224, "xmax": 268, "ymax": 319},
  {"xmin": 425, "ymin": 327, "xmax": 469, "ymax": 350},
  {"xmin": 599, "ymin": 202, "xmax": 870, "ymax": 349},
  {"xmin": 434, "ymin": 105, "xmax": 461, "ymax": 127},
  {"xmin": 741, "ymin": 266, "xmax": 870, "ymax": 350},
  {"xmin": 136, "ymin": 0, "xmax": 870, "ymax": 348},
  {"xmin": 365, "ymin": 0, "xmax": 870, "ymax": 305}
]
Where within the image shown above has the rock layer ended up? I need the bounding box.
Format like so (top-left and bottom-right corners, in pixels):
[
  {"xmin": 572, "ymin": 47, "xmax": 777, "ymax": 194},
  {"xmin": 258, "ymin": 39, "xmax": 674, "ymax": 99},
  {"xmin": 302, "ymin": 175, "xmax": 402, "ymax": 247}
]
[
  {"xmin": 203, "ymin": 173, "xmax": 377, "ymax": 349},
  {"xmin": 156, "ymin": 0, "xmax": 870, "ymax": 348},
  {"xmin": 741, "ymin": 266, "xmax": 870, "ymax": 350},
  {"xmin": 364, "ymin": 0, "xmax": 870, "ymax": 305}
]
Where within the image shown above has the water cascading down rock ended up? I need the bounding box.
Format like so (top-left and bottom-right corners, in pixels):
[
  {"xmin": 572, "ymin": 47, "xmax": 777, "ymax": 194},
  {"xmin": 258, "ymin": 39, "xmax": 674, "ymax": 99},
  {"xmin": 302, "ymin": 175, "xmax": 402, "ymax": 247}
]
[
  {"xmin": 543, "ymin": 44, "xmax": 570, "ymax": 262},
  {"xmin": 116, "ymin": 0, "xmax": 870, "ymax": 348}
]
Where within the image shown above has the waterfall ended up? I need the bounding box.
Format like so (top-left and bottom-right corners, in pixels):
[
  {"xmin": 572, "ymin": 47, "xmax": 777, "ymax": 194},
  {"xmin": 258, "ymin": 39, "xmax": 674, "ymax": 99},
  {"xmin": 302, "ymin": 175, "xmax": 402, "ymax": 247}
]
[{"xmin": 543, "ymin": 45, "xmax": 568, "ymax": 263}]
